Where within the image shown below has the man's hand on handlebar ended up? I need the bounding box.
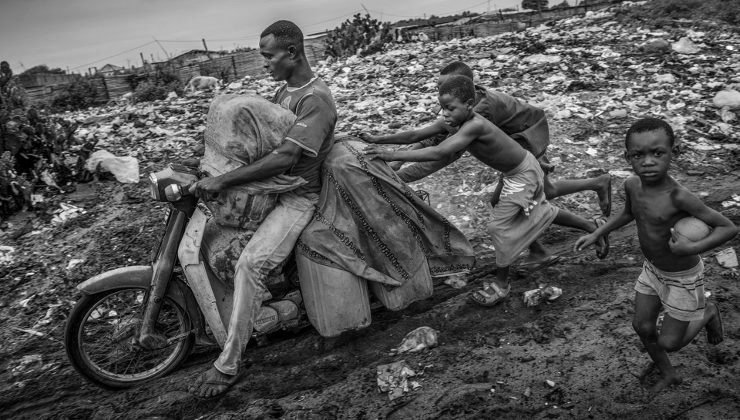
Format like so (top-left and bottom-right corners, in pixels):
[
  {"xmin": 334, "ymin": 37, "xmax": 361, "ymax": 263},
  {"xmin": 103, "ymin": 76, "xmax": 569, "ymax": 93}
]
[{"xmin": 189, "ymin": 176, "xmax": 226, "ymax": 201}]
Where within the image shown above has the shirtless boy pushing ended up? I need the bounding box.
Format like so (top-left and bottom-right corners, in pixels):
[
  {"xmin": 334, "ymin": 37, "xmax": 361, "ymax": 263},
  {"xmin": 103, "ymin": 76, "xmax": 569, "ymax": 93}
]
[{"xmin": 366, "ymin": 75, "xmax": 604, "ymax": 306}]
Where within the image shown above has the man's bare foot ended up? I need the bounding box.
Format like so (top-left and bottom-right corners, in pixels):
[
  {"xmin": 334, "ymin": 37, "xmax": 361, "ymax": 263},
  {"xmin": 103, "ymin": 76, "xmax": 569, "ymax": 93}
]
[
  {"xmin": 188, "ymin": 366, "xmax": 241, "ymax": 398},
  {"xmin": 596, "ymin": 174, "xmax": 612, "ymax": 217},
  {"xmin": 647, "ymin": 372, "xmax": 682, "ymax": 395},
  {"xmin": 705, "ymin": 302, "xmax": 724, "ymax": 345}
]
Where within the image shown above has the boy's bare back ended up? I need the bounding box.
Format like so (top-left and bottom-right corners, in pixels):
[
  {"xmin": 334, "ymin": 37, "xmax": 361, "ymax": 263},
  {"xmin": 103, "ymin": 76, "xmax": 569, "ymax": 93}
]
[{"xmin": 456, "ymin": 113, "xmax": 527, "ymax": 173}]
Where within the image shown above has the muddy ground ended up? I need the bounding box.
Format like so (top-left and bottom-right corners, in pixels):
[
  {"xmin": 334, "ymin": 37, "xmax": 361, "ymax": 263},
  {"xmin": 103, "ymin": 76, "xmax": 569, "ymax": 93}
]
[{"xmin": 1, "ymin": 120, "xmax": 739, "ymax": 419}]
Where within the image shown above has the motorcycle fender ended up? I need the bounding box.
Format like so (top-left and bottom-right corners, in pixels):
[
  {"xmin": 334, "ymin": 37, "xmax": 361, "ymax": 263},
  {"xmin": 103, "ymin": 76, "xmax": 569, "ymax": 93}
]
[{"xmin": 76, "ymin": 265, "xmax": 190, "ymax": 312}]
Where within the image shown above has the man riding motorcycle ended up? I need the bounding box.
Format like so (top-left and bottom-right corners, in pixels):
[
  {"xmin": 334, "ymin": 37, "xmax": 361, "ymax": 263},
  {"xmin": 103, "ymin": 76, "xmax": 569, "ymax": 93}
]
[{"xmin": 188, "ymin": 20, "xmax": 338, "ymax": 398}]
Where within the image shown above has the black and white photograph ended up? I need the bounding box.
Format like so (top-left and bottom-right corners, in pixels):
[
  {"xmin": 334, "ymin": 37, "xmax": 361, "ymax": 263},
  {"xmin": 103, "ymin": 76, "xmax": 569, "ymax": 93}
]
[{"xmin": 1, "ymin": 0, "xmax": 739, "ymax": 418}]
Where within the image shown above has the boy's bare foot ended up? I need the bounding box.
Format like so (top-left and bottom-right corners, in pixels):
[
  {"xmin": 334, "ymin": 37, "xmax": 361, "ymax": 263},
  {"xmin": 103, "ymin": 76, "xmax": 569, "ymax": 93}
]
[
  {"xmin": 189, "ymin": 366, "xmax": 241, "ymax": 398},
  {"xmin": 596, "ymin": 174, "xmax": 612, "ymax": 217},
  {"xmin": 705, "ymin": 303, "xmax": 724, "ymax": 345},
  {"xmin": 647, "ymin": 372, "xmax": 682, "ymax": 395},
  {"xmin": 635, "ymin": 362, "xmax": 657, "ymax": 384}
]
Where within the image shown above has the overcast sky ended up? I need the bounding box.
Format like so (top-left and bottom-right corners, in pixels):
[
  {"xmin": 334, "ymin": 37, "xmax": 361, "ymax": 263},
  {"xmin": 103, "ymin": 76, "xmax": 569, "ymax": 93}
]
[{"xmin": 1, "ymin": 0, "xmax": 558, "ymax": 74}]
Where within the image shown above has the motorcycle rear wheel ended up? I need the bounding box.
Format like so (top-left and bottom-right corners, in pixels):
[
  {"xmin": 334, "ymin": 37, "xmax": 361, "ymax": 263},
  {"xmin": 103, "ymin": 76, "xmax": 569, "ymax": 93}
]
[{"xmin": 65, "ymin": 287, "xmax": 194, "ymax": 389}]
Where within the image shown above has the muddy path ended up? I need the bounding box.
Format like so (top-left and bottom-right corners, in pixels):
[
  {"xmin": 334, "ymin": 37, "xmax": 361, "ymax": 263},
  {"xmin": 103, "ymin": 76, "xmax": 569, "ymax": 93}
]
[{"xmin": 1, "ymin": 148, "xmax": 739, "ymax": 419}]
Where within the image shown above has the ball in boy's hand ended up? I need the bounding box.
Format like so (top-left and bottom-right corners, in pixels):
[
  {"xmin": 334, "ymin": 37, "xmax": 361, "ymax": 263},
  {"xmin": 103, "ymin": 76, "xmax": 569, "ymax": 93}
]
[{"xmin": 674, "ymin": 217, "xmax": 712, "ymax": 241}]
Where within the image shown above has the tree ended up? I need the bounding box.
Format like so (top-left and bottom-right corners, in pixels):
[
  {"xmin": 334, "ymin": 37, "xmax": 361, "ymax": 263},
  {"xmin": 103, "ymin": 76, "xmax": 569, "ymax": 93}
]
[
  {"xmin": 522, "ymin": 0, "xmax": 549, "ymax": 11},
  {"xmin": 21, "ymin": 65, "xmax": 65, "ymax": 76}
]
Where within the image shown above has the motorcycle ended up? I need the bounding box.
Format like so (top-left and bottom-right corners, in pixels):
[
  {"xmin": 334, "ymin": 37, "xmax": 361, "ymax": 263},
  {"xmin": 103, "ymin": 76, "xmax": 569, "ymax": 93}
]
[{"xmin": 64, "ymin": 163, "xmax": 323, "ymax": 389}]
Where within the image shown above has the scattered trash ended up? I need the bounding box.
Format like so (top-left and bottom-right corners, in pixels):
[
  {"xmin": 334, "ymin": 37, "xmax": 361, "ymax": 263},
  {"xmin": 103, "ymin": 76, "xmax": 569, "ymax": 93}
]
[
  {"xmin": 10, "ymin": 326, "xmax": 45, "ymax": 338},
  {"xmin": 524, "ymin": 387, "xmax": 532, "ymax": 398},
  {"xmin": 713, "ymin": 90, "xmax": 740, "ymax": 109},
  {"xmin": 672, "ymin": 37, "xmax": 701, "ymax": 54},
  {"xmin": 17, "ymin": 294, "xmax": 36, "ymax": 308},
  {"xmin": 654, "ymin": 74, "xmax": 677, "ymax": 84},
  {"xmin": 66, "ymin": 259, "xmax": 85, "ymax": 270},
  {"xmin": 545, "ymin": 379, "xmax": 556, "ymax": 388},
  {"xmin": 523, "ymin": 285, "xmax": 563, "ymax": 307},
  {"xmin": 641, "ymin": 38, "xmax": 670, "ymax": 52},
  {"xmin": 0, "ymin": 245, "xmax": 15, "ymax": 265},
  {"xmin": 391, "ymin": 326, "xmax": 439, "ymax": 355},
  {"xmin": 523, "ymin": 54, "xmax": 562, "ymax": 64},
  {"xmin": 51, "ymin": 203, "xmax": 85, "ymax": 226},
  {"xmin": 721, "ymin": 194, "xmax": 740, "ymax": 208},
  {"xmin": 442, "ymin": 274, "xmax": 467, "ymax": 289},
  {"xmin": 716, "ymin": 248, "xmax": 738, "ymax": 269},
  {"xmin": 85, "ymin": 150, "xmax": 140, "ymax": 183},
  {"xmin": 377, "ymin": 360, "xmax": 417, "ymax": 401},
  {"xmin": 10, "ymin": 354, "xmax": 43, "ymax": 377}
]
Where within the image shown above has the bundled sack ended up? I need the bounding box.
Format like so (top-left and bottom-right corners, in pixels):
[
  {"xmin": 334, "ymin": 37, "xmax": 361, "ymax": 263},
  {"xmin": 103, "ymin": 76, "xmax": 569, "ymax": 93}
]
[
  {"xmin": 200, "ymin": 94, "xmax": 307, "ymax": 230},
  {"xmin": 297, "ymin": 136, "xmax": 475, "ymax": 288}
]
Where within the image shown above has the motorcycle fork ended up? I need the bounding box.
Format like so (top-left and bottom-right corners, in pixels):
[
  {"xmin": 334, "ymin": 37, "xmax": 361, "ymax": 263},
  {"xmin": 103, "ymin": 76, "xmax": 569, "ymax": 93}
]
[{"xmin": 138, "ymin": 207, "xmax": 189, "ymax": 348}]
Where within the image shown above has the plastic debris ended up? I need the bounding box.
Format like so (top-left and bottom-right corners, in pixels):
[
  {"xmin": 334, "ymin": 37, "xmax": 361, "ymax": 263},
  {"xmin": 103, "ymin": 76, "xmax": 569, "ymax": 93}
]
[
  {"xmin": 51, "ymin": 203, "xmax": 85, "ymax": 226},
  {"xmin": 85, "ymin": 150, "xmax": 140, "ymax": 183},
  {"xmin": 716, "ymin": 248, "xmax": 738, "ymax": 269},
  {"xmin": 10, "ymin": 354, "xmax": 43, "ymax": 377},
  {"xmin": 545, "ymin": 379, "xmax": 556, "ymax": 388},
  {"xmin": 442, "ymin": 274, "xmax": 467, "ymax": 289},
  {"xmin": 377, "ymin": 360, "xmax": 417, "ymax": 401},
  {"xmin": 721, "ymin": 194, "xmax": 740, "ymax": 208},
  {"xmin": 391, "ymin": 326, "xmax": 439, "ymax": 355},
  {"xmin": 672, "ymin": 37, "xmax": 701, "ymax": 54},
  {"xmin": 713, "ymin": 90, "xmax": 740, "ymax": 109},
  {"xmin": 523, "ymin": 285, "xmax": 563, "ymax": 307},
  {"xmin": 66, "ymin": 259, "xmax": 85, "ymax": 270},
  {"xmin": 0, "ymin": 245, "xmax": 15, "ymax": 265}
]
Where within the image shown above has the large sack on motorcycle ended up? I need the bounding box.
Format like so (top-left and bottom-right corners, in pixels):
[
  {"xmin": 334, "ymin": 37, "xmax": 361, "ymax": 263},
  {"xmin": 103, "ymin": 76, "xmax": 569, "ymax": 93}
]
[
  {"xmin": 201, "ymin": 94, "xmax": 308, "ymax": 230},
  {"xmin": 296, "ymin": 136, "xmax": 476, "ymax": 311}
]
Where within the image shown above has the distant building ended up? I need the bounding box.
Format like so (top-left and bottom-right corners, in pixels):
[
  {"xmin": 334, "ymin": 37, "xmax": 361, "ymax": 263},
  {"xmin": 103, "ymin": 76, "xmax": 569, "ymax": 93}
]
[
  {"xmin": 164, "ymin": 49, "xmax": 231, "ymax": 67},
  {"xmin": 98, "ymin": 63, "xmax": 125, "ymax": 76}
]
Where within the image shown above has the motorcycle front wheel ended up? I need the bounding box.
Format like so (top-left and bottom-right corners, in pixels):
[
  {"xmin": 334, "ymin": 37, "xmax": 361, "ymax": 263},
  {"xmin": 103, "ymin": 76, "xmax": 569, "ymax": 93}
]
[{"xmin": 65, "ymin": 287, "xmax": 194, "ymax": 389}]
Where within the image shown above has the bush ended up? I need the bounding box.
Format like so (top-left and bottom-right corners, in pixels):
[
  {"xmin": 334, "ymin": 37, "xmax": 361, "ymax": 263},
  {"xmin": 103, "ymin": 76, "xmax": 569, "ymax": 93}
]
[
  {"xmin": 324, "ymin": 13, "xmax": 393, "ymax": 58},
  {"xmin": 51, "ymin": 76, "xmax": 100, "ymax": 111},
  {"xmin": 129, "ymin": 68, "xmax": 183, "ymax": 103}
]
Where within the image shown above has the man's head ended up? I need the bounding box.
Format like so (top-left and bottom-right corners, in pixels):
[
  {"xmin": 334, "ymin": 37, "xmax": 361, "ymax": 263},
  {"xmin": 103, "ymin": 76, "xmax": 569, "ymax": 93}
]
[
  {"xmin": 259, "ymin": 20, "xmax": 305, "ymax": 81},
  {"xmin": 438, "ymin": 75, "xmax": 475, "ymax": 127},
  {"xmin": 438, "ymin": 61, "xmax": 474, "ymax": 87},
  {"xmin": 624, "ymin": 117, "xmax": 677, "ymax": 183}
]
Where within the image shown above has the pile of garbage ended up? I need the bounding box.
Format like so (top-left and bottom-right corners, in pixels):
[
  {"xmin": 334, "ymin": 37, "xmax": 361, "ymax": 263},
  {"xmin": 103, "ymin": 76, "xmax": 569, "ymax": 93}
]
[{"xmin": 5, "ymin": 2, "xmax": 739, "ymax": 225}]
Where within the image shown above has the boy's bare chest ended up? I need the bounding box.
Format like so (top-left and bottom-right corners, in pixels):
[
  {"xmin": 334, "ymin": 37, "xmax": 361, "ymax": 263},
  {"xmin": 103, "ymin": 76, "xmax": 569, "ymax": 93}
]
[{"xmin": 630, "ymin": 191, "xmax": 679, "ymax": 226}]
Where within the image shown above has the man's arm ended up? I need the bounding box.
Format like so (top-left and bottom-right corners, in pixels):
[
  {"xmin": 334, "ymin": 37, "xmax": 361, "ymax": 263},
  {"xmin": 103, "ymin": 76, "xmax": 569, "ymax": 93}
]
[
  {"xmin": 366, "ymin": 121, "xmax": 478, "ymax": 162},
  {"xmin": 190, "ymin": 141, "xmax": 302, "ymax": 199},
  {"xmin": 361, "ymin": 119, "xmax": 448, "ymax": 144}
]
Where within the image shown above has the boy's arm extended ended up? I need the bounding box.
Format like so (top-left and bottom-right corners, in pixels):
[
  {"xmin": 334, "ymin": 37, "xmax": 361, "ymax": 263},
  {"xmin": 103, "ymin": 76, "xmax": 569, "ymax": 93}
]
[
  {"xmin": 574, "ymin": 178, "xmax": 636, "ymax": 251},
  {"xmin": 669, "ymin": 189, "xmax": 739, "ymax": 255},
  {"xmin": 365, "ymin": 121, "xmax": 477, "ymax": 162},
  {"xmin": 361, "ymin": 119, "xmax": 448, "ymax": 145}
]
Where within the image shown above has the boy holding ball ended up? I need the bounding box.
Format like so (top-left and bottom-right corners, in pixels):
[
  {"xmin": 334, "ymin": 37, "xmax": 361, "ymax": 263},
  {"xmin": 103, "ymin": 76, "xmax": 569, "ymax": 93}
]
[{"xmin": 575, "ymin": 118, "xmax": 738, "ymax": 395}]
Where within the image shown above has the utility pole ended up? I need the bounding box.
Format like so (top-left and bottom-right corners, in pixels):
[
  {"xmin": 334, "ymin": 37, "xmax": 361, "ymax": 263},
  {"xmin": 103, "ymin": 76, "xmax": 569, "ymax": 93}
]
[
  {"xmin": 153, "ymin": 37, "xmax": 170, "ymax": 59},
  {"xmin": 140, "ymin": 52, "xmax": 146, "ymax": 66},
  {"xmin": 202, "ymin": 38, "xmax": 213, "ymax": 60}
]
